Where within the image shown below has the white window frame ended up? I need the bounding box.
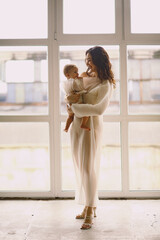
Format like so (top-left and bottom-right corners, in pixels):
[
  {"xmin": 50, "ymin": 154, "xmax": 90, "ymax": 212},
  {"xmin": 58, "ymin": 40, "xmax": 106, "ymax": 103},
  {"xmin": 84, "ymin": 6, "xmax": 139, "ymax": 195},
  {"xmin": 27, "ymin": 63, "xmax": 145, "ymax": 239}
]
[
  {"xmin": 57, "ymin": 0, "xmax": 160, "ymax": 199},
  {"xmin": 0, "ymin": 0, "xmax": 57, "ymax": 199},
  {"xmin": 0, "ymin": 0, "xmax": 160, "ymax": 199},
  {"xmin": 56, "ymin": 0, "xmax": 123, "ymax": 45}
]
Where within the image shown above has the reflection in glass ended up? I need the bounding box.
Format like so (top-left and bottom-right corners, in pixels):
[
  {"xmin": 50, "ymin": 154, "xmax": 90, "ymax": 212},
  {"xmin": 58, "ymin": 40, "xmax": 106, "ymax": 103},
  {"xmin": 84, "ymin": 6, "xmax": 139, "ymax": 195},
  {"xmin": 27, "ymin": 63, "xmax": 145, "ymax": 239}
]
[
  {"xmin": 99, "ymin": 122, "xmax": 121, "ymax": 190},
  {"xmin": 61, "ymin": 122, "xmax": 121, "ymax": 191},
  {"xmin": 131, "ymin": 0, "xmax": 160, "ymax": 33},
  {"xmin": 129, "ymin": 122, "xmax": 160, "ymax": 190},
  {"xmin": 0, "ymin": 0, "xmax": 47, "ymax": 39},
  {"xmin": 0, "ymin": 123, "xmax": 50, "ymax": 191},
  {"xmin": 63, "ymin": 0, "xmax": 115, "ymax": 34},
  {"xmin": 128, "ymin": 46, "xmax": 160, "ymax": 114},
  {"xmin": 59, "ymin": 46, "xmax": 120, "ymax": 115},
  {"xmin": 61, "ymin": 122, "xmax": 75, "ymax": 190},
  {"xmin": 0, "ymin": 47, "xmax": 48, "ymax": 115}
]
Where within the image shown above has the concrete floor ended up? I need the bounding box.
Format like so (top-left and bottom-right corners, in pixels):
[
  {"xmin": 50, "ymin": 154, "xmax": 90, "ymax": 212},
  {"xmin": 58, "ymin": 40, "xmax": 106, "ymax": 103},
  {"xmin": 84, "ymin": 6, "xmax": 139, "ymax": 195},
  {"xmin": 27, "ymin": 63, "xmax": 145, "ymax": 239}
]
[{"xmin": 0, "ymin": 200, "xmax": 160, "ymax": 240}]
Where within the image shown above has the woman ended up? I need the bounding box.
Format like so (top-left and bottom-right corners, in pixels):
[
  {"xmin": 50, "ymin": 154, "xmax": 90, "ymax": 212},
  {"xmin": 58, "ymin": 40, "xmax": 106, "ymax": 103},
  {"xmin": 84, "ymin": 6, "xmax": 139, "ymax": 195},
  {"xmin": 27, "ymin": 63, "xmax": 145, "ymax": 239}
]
[{"xmin": 67, "ymin": 46, "xmax": 115, "ymax": 230}]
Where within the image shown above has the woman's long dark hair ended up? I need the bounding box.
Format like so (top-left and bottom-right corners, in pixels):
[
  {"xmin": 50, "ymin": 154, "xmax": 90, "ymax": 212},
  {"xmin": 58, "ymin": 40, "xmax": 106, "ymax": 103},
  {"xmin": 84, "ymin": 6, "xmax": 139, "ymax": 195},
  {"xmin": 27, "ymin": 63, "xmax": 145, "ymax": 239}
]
[{"xmin": 86, "ymin": 46, "xmax": 116, "ymax": 88}]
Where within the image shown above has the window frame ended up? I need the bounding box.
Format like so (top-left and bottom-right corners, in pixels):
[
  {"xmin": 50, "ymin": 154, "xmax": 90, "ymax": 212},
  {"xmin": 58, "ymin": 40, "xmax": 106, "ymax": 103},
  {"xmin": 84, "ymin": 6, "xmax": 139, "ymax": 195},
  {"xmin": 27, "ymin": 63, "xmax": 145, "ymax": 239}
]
[
  {"xmin": 0, "ymin": 0, "xmax": 160, "ymax": 199},
  {"xmin": 0, "ymin": 0, "xmax": 56, "ymax": 199},
  {"xmin": 57, "ymin": 0, "xmax": 160, "ymax": 198},
  {"xmin": 56, "ymin": 0, "xmax": 123, "ymax": 45}
]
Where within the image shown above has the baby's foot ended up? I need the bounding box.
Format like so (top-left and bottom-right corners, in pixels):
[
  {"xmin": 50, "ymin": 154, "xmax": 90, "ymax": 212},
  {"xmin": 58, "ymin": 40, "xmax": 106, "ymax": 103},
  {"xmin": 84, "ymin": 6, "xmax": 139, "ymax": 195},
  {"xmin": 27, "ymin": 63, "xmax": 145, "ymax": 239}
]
[{"xmin": 80, "ymin": 125, "xmax": 90, "ymax": 131}]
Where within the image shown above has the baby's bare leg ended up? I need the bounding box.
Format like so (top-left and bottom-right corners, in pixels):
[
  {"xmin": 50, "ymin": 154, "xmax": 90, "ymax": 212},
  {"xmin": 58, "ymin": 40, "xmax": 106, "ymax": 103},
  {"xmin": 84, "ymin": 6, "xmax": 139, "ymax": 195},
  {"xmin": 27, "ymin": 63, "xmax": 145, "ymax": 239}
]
[
  {"xmin": 80, "ymin": 116, "xmax": 90, "ymax": 131},
  {"xmin": 64, "ymin": 114, "xmax": 74, "ymax": 132}
]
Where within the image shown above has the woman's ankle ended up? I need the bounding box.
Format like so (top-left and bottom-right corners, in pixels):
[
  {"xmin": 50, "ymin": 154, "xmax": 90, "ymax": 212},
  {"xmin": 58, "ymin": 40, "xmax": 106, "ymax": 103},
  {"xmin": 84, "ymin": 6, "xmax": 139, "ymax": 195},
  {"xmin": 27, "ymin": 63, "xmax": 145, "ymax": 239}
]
[{"xmin": 86, "ymin": 206, "xmax": 93, "ymax": 215}]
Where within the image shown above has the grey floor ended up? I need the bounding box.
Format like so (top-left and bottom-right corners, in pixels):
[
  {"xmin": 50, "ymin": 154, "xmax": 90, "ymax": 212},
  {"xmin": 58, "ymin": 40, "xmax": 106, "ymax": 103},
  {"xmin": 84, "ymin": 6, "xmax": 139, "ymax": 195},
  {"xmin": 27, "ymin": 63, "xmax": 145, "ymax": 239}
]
[{"xmin": 0, "ymin": 200, "xmax": 160, "ymax": 240}]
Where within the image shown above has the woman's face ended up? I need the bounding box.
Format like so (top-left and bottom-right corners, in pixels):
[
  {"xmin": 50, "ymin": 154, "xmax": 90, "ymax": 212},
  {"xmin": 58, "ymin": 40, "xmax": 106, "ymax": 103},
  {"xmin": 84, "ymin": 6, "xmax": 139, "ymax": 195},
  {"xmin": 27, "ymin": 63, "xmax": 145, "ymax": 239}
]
[{"xmin": 85, "ymin": 53, "xmax": 97, "ymax": 73}]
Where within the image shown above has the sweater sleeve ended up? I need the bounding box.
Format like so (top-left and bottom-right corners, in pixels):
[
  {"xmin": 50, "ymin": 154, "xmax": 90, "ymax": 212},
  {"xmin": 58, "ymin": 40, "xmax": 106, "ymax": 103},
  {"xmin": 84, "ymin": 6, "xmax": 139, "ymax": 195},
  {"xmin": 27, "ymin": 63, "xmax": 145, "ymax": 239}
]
[{"xmin": 71, "ymin": 81, "xmax": 113, "ymax": 118}]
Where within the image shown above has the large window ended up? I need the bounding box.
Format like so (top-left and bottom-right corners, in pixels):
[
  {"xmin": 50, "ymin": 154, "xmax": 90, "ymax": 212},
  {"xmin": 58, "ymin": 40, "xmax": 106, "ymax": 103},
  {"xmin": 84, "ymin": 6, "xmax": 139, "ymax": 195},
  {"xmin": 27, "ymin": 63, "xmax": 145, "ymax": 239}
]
[
  {"xmin": 0, "ymin": 0, "xmax": 51, "ymax": 198},
  {"xmin": 0, "ymin": 0, "xmax": 160, "ymax": 198}
]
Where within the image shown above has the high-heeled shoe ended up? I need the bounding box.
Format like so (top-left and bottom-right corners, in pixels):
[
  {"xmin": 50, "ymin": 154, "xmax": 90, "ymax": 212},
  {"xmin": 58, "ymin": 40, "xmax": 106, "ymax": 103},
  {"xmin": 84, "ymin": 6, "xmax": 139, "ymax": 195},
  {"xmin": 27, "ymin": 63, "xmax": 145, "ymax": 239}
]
[
  {"xmin": 76, "ymin": 207, "xmax": 97, "ymax": 219},
  {"xmin": 80, "ymin": 213, "xmax": 94, "ymax": 230},
  {"xmin": 75, "ymin": 206, "xmax": 88, "ymax": 219},
  {"xmin": 93, "ymin": 207, "xmax": 97, "ymax": 217}
]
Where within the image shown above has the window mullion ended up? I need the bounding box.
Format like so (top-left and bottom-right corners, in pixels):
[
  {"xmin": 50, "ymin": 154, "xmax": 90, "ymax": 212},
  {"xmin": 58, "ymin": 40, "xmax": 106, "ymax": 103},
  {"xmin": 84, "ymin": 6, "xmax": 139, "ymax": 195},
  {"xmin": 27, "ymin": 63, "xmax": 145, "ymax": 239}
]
[
  {"xmin": 120, "ymin": 43, "xmax": 128, "ymax": 118},
  {"xmin": 115, "ymin": 0, "xmax": 123, "ymax": 40},
  {"xmin": 120, "ymin": 42, "xmax": 129, "ymax": 195},
  {"xmin": 48, "ymin": 0, "xmax": 59, "ymax": 197}
]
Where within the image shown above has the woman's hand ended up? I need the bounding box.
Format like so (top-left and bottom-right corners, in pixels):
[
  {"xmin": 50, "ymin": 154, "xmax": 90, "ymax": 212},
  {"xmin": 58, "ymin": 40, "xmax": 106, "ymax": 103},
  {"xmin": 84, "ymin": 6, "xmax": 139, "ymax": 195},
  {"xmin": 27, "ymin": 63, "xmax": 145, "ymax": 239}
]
[
  {"xmin": 65, "ymin": 93, "xmax": 80, "ymax": 104},
  {"xmin": 80, "ymin": 70, "xmax": 96, "ymax": 78},
  {"xmin": 80, "ymin": 72, "xmax": 88, "ymax": 77}
]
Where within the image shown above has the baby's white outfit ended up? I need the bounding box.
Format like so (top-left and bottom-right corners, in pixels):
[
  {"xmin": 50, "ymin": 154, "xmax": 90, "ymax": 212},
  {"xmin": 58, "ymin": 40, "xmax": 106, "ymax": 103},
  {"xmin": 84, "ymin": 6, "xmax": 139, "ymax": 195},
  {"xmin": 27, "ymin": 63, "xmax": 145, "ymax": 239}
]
[{"xmin": 63, "ymin": 78, "xmax": 87, "ymax": 104}]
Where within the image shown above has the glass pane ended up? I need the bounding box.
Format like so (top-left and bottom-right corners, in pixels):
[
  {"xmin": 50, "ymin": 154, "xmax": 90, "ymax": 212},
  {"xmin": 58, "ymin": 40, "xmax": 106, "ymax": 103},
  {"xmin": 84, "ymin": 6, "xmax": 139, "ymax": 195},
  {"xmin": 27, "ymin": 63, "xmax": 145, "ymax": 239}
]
[
  {"xmin": 99, "ymin": 122, "xmax": 121, "ymax": 190},
  {"xmin": 59, "ymin": 45, "xmax": 120, "ymax": 115},
  {"xmin": 0, "ymin": 0, "xmax": 47, "ymax": 39},
  {"xmin": 61, "ymin": 123, "xmax": 75, "ymax": 190},
  {"xmin": 0, "ymin": 47, "xmax": 48, "ymax": 115},
  {"xmin": 131, "ymin": 0, "xmax": 160, "ymax": 33},
  {"xmin": 61, "ymin": 122, "xmax": 121, "ymax": 191},
  {"xmin": 63, "ymin": 0, "xmax": 115, "ymax": 34},
  {"xmin": 129, "ymin": 122, "xmax": 160, "ymax": 190},
  {"xmin": 0, "ymin": 123, "xmax": 50, "ymax": 191},
  {"xmin": 128, "ymin": 46, "xmax": 160, "ymax": 114}
]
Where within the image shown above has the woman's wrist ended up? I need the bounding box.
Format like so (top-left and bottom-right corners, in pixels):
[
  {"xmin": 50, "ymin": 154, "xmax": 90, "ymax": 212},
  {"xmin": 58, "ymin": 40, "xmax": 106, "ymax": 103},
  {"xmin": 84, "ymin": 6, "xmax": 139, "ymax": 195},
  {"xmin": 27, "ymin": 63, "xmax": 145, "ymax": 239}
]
[{"xmin": 66, "ymin": 93, "xmax": 80, "ymax": 103}]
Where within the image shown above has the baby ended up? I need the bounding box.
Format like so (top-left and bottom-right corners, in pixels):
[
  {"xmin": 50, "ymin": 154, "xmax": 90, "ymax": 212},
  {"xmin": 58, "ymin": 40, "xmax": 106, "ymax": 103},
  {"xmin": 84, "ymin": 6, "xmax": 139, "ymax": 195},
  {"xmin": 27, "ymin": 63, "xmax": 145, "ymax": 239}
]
[{"xmin": 63, "ymin": 64, "xmax": 90, "ymax": 132}]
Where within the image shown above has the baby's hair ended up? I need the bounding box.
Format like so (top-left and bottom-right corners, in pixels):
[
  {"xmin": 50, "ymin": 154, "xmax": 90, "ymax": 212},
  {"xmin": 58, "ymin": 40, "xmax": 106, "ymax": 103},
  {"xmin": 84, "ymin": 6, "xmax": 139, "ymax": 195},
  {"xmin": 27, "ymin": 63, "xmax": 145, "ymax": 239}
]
[{"xmin": 63, "ymin": 64, "xmax": 77, "ymax": 76}]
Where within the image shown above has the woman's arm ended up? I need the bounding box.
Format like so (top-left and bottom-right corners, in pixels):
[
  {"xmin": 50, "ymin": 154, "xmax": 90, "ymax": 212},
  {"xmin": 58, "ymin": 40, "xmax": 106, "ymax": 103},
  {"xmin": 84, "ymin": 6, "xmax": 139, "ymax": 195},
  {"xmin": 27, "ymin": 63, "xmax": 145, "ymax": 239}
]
[{"xmin": 71, "ymin": 81, "xmax": 113, "ymax": 118}]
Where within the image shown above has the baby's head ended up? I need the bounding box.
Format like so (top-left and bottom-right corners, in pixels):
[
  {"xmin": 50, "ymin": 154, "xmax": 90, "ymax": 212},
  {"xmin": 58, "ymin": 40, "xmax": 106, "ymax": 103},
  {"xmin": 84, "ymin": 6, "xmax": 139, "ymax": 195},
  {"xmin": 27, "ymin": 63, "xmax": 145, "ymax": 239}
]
[{"xmin": 63, "ymin": 64, "xmax": 79, "ymax": 79}]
